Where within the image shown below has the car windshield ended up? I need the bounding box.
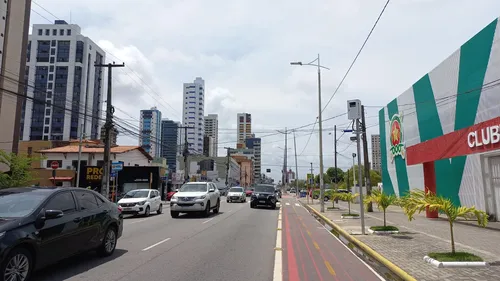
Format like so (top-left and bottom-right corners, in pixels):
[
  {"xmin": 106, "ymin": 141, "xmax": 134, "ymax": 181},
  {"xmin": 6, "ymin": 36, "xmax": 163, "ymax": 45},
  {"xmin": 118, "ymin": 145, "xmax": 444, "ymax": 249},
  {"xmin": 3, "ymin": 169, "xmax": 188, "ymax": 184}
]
[
  {"xmin": 254, "ymin": 186, "xmax": 275, "ymax": 193},
  {"xmin": 0, "ymin": 192, "xmax": 47, "ymax": 218},
  {"xmin": 123, "ymin": 190, "xmax": 149, "ymax": 198},
  {"xmin": 179, "ymin": 184, "xmax": 207, "ymax": 192},
  {"xmin": 229, "ymin": 187, "xmax": 243, "ymax": 192}
]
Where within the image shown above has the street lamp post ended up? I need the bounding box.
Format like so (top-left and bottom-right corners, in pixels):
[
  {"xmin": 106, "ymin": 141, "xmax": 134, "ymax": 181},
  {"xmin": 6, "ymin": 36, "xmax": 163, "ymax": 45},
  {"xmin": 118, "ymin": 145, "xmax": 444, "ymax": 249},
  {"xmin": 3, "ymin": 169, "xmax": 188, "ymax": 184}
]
[{"xmin": 290, "ymin": 54, "xmax": 330, "ymax": 212}]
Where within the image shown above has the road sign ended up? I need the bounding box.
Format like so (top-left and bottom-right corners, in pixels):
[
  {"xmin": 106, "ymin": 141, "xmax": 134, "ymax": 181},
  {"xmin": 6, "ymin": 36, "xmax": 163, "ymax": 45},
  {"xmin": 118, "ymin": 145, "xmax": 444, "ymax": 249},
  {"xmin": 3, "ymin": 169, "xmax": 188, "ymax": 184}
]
[
  {"xmin": 111, "ymin": 161, "xmax": 123, "ymax": 172},
  {"xmin": 110, "ymin": 171, "xmax": 116, "ymax": 178},
  {"xmin": 306, "ymin": 173, "xmax": 314, "ymax": 185},
  {"xmin": 51, "ymin": 161, "xmax": 59, "ymax": 169}
]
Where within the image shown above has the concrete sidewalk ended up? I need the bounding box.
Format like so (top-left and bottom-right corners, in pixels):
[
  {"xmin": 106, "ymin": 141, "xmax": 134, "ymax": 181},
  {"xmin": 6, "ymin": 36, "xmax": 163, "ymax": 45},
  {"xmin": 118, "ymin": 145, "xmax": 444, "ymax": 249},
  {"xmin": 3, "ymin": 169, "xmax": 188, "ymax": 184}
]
[{"xmin": 299, "ymin": 198, "xmax": 500, "ymax": 281}]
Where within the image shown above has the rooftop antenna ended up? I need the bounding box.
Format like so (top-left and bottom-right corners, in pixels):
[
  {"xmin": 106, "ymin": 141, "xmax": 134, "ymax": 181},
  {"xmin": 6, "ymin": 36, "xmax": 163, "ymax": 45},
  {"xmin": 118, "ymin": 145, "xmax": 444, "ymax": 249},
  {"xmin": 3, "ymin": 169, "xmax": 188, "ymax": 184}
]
[{"xmin": 69, "ymin": 10, "xmax": 72, "ymax": 24}]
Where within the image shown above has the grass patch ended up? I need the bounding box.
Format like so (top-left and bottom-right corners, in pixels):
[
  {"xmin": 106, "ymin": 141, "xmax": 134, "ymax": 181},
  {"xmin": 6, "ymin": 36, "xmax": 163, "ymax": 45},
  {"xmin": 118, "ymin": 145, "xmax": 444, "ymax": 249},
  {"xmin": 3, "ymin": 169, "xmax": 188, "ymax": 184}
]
[
  {"xmin": 428, "ymin": 252, "xmax": 483, "ymax": 262},
  {"xmin": 327, "ymin": 207, "xmax": 339, "ymax": 210},
  {"xmin": 342, "ymin": 213, "xmax": 359, "ymax": 217},
  {"xmin": 370, "ymin": 226, "xmax": 399, "ymax": 231}
]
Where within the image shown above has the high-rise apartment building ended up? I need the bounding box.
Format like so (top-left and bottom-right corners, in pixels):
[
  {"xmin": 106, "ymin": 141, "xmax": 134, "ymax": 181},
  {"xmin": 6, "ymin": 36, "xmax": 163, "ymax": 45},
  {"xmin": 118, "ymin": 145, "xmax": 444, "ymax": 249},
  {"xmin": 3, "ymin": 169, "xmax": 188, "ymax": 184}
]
[
  {"xmin": 182, "ymin": 77, "xmax": 205, "ymax": 154},
  {"xmin": 100, "ymin": 125, "xmax": 119, "ymax": 146},
  {"xmin": 371, "ymin": 134, "xmax": 381, "ymax": 174},
  {"xmin": 0, "ymin": 0, "xmax": 31, "ymax": 155},
  {"xmin": 204, "ymin": 114, "xmax": 218, "ymax": 156},
  {"xmin": 139, "ymin": 107, "xmax": 162, "ymax": 157},
  {"xmin": 237, "ymin": 113, "xmax": 251, "ymax": 148},
  {"xmin": 22, "ymin": 20, "xmax": 106, "ymax": 142},
  {"xmin": 161, "ymin": 119, "xmax": 179, "ymax": 171},
  {"xmin": 203, "ymin": 135, "xmax": 215, "ymax": 157},
  {"xmin": 246, "ymin": 137, "xmax": 261, "ymax": 182}
]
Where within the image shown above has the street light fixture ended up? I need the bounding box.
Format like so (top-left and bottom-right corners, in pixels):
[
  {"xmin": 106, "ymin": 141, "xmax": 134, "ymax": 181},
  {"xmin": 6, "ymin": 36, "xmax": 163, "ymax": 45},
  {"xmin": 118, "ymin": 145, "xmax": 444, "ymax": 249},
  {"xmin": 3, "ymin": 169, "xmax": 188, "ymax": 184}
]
[{"xmin": 290, "ymin": 54, "xmax": 330, "ymax": 213}]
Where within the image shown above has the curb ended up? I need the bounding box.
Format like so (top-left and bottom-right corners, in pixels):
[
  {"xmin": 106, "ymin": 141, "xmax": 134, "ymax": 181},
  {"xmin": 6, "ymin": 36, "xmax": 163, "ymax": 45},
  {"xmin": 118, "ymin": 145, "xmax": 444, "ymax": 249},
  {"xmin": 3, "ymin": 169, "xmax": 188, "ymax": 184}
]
[
  {"xmin": 301, "ymin": 202, "xmax": 417, "ymax": 281},
  {"xmin": 368, "ymin": 229, "xmax": 400, "ymax": 235},
  {"xmin": 423, "ymin": 256, "xmax": 490, "ymax": 268}
]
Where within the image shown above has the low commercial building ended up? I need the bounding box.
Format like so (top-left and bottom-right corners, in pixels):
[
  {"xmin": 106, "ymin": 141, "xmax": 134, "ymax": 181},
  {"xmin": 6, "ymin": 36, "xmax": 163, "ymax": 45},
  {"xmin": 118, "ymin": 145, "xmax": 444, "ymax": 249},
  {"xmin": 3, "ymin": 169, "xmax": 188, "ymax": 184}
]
[
  {"xmin": 177, "ymin": 155, "xmax": 240, "ymax": 186},
  {"xmin": 378, "ymin": 17, "xmax": 500, "ymax": 220}
]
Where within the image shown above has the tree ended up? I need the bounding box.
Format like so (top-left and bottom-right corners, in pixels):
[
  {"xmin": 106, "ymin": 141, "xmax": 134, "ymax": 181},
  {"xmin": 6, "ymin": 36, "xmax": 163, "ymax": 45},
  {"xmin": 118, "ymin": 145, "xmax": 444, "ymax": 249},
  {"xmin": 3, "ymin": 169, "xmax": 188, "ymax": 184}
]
[
  {"xmin": 325, "ymin": 189, "xmax": 342, "ymax": 209},
  {"xmin": 400, "ymin": 189, "xmax": 488, "ymax": 254},
  {"xmin": 338, "ymin": 192, "xmax": 359, "ymax": 215},
  {"xmin": 0, "ymin": 150, "xmax": 37, "ymax": 189},
  {"xmin": 326, "ymin": 167, "xmax": 344, "ymax": 183},
  {"xmin": 345, "ymin": 165, "xmax": 381, "ymax": 187},
  {"xmin": 364, "ymin": 187, "xmax": 397, "ymax": 227},
  {"xmin": 314, "ymin": 173, "xmax": 331, "ymax": 185}
]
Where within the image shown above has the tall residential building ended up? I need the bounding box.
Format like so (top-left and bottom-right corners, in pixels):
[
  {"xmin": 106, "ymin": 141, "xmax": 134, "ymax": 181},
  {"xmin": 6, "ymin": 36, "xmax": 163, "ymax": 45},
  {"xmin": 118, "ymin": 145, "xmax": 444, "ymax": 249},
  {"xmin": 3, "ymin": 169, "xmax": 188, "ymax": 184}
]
[
  {"xmin": 100, "ymin": 125, "xmax": 119, "ymax": 146},
  {"xmin": 371, "ymin": 134, "xmax": 381, "ymax": 174},
  {"xmin": 237, "ymin": 113, "xmax": 251, "ymax": 148},
  {"xmin": 22, "ymin": 20, "xmax": 106, "ymax": 142},
  {"xmin": 246, "ymin": 137, "xmax": 261, "ymax": 182},
  {"xmin": 0, "ymin": 0, "xmax": 31, "ymax": 155},
  {"xmin": 182, "ymin": 77, "xmax": 205, "ymax": 154},
  {"xmin": 204, "ymin": 114, "xmax": 218, "ymax": 156},
  {"xmin": 139, "ymin": 107, "xmax": 162, "ymax": 157},
  {"xmin": 203, "ymin": 135, "xmax": 215, "ymax": 157},
  {"xmin": 161, "ymin": 119, "xmax": 179, "ymax": 171}
]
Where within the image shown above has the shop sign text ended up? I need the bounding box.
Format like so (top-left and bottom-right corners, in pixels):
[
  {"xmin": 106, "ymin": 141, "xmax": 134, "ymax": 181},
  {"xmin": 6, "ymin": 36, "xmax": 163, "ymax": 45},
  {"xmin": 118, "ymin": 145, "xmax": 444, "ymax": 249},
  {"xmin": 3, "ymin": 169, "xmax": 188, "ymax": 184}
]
[{"xmin": 467, "ymin": 125, "xmax": 500, "ymax": 148}]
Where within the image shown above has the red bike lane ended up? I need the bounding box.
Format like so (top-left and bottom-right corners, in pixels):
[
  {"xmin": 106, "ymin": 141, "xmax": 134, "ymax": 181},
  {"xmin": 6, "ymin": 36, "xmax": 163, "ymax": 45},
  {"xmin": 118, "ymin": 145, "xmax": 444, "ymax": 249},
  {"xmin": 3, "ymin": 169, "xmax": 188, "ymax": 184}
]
[{"xmin": 281, "ymin": 198, "xmax": 383, "ymax": 281}]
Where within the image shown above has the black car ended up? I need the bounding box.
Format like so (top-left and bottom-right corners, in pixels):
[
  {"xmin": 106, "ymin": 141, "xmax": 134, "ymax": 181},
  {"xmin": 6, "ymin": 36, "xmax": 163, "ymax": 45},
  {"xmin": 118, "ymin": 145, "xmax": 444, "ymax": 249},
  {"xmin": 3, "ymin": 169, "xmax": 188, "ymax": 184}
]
[
  {"xmin": 250, "ymin": 185, "xmax": 278, "ymax": 209},
  {"xmin": 0, "ymin": 187, "xmax": 123, "ymax": 281}
]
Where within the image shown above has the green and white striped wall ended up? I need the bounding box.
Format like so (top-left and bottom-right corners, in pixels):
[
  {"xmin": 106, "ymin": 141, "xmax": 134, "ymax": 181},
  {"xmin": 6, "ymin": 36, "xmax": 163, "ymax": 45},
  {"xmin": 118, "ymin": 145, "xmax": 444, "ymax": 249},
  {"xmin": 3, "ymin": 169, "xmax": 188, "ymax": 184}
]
[{"xmin": 379, "ymin": 18, "xmax": 500, "ymax": 210}]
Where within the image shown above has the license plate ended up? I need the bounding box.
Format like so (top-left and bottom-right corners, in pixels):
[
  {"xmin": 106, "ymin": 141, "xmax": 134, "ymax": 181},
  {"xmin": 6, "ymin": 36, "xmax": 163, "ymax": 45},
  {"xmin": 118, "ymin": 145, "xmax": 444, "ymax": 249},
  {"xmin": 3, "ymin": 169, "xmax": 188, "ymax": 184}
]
[
  {"xmin": 259, "ymin": 200, "xmax": 266, "ymax": 203},
  {"xmin": 123, "ymin": 207, "xmax": 132, "ymax": 211}
]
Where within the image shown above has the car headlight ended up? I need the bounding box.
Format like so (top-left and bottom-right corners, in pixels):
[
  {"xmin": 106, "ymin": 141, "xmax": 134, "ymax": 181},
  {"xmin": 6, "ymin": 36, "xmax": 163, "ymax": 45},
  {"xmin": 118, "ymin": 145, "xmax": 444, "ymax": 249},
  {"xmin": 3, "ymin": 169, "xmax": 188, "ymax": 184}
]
[
  {"xmin": 253, "ymin": 193, "xmax": 259, "ymax": 197},
  {"xmin": 137, "ymin": 201, "xmax": 146, "ymax": 205},
  {"xmin": 195, "ymin": 195, "xmax": 206, "ymax": 200},
  {"xmin": 171, "ymin": 197, "xmax": 178, "ymax": 201}
]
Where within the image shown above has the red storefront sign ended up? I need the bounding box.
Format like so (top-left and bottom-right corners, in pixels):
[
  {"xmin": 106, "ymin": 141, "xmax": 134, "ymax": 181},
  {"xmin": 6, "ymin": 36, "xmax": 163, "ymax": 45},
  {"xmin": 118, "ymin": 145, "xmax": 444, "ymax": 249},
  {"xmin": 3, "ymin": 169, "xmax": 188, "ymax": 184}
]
[{"xmin": 406, "ymin": 116, "xmax": 500, "ymax": 165}]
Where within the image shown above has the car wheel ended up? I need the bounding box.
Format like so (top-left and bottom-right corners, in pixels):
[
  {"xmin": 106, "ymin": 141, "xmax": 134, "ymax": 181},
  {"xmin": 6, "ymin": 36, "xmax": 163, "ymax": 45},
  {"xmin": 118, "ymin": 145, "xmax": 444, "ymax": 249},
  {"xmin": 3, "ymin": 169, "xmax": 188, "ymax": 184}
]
[
  {"xmin": 157, "ymin": 204, "xmax": 163, "ymax": 214},
  {"xmin": 227, "ymin": 200, "xmax": 230, "ymax": 203},
  {"xmin": 170, "ymin": 211, "xmax": 179, "ymax": 218},
  {"xmin": 250, "ymin": 203, "xmax": 255, "ymax": 208},
  {"xmin": 0, "ymin": 247, "xmax": 33, "ymax": 281},
  {"xmin": 204, "ymin": 201, "xmax": 211, "ymax": 217},
  {"xmin": 270, "ymin": 203, "xmax": 277, "ymax": 209},
  {"xmin": 97, "ymin": 226, "xmax": 117, "ymax": 257},
  {"xmin": 213, "ymin": 199, "xmax": 220, "ymax": 214},
  {"xmin": 144, "ymin": 206, "xmax": 150, "ymax": 217}
]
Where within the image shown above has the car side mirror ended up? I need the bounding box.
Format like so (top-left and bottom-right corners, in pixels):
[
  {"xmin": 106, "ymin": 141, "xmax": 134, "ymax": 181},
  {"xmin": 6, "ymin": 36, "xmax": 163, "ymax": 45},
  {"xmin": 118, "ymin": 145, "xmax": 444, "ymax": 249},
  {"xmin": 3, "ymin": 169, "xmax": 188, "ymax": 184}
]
[
  {"xmin": 44, "ymin": 209, "xmax": 64, "ymax": 220},
  {"xmin": 175, "ymin": 189, "xmax": 179, "ymax": 192},
  {"xmin": 208, "ymin": 188, "xmax": 215, "ymax": 192}
]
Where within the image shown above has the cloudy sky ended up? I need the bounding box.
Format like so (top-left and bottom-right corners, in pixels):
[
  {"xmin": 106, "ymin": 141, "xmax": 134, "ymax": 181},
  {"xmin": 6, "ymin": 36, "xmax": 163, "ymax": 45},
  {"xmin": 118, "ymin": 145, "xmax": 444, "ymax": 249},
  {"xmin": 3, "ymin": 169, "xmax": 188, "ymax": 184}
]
[{"xmin": 31, "ymin": 0, "xmax": 500, "ymax": 181}]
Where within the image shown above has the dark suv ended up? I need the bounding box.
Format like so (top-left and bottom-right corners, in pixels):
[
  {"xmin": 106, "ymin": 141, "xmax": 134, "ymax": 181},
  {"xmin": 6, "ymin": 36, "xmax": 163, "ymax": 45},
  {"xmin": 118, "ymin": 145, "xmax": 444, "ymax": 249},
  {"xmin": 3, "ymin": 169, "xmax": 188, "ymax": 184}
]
[{"xmin": 250, "ymin": 185, "xmax": 278, "ymax": 209}]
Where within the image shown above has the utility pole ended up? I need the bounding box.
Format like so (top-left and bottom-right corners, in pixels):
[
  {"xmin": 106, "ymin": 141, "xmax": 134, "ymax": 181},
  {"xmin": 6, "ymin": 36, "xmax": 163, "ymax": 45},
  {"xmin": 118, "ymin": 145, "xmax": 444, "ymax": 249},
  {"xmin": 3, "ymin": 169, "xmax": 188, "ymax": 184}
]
[
  {"xmin": 316, "ymin": 54, "xmax": 325, "ymax": 213},
  {"xmin": 76, "ymin": 123, "xmax": 85, "ymax": 188},
  {"xmin": 284, "ymin": 127, "xmax": 288, "ymax": 187},
  {"xmin": 224, "ymin": 147, "xmax": 232, "ymax": 187},
  {"xmin": 361, "ymin": 105, "xmax": 373, "ymax": 212},
  {"xmin": 178, "ymin": 126, "xmax": 192, "ymax": 183},
  {"xmin": 95, "ymin": 62, "xmax": 125, "ymax": 198},
  {"xmin": 356, "ymin": 119, "xmax": 366, "ymax": 235},
  {"xmin": 309, "ymin": 162, "xmax": 314, "ymax": 204},
  {"xmin": 293, "ymin": 131, "xmax": 299, "ymax": 198},
  {"xmin": 334, "ymin": 125, "xmax": 338, "ymax": 188}
]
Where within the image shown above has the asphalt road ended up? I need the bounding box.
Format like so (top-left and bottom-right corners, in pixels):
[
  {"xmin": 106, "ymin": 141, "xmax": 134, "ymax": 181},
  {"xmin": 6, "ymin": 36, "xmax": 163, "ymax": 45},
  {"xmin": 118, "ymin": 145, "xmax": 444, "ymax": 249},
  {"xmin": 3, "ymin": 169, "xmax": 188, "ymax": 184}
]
[
  {"xmin": 280, "ymin": 196, "xmax": 384, "ymax": 281},
  {"xmin": 33, "ymin": 198, "xmax": 279, "ymax": 281}
]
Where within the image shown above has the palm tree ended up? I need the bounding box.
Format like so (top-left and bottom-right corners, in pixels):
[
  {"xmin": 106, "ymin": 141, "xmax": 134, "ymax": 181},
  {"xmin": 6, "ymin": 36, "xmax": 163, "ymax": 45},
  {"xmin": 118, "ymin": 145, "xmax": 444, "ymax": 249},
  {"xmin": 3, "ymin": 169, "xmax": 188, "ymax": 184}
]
[
  {"xmin": 325, "ymin": 189, "xmax": 342, "ymax": 209},
  {"xmin": 364, "ymin": 187, "xmax": 397, "ymax": 227},
  {"xmin": 401, "ymin": 189, "xmax": 488, "ymax": 254},
  {"xmin": 338, "ymin": 192, "xmax": 359, "ymax": 215}
]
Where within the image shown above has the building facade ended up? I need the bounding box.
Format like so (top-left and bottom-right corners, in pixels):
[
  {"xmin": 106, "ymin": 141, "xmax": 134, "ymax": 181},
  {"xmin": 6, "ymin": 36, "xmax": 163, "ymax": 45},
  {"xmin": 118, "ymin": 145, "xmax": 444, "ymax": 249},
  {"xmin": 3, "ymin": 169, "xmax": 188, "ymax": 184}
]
[
  {"xmin": 204, "ymin": 113, "xmax": 218, "ymax": 156},
  {"xmin": 0, "ymin": 0, "xmax": 31, "ymax": 156},
  {"xmin": 140, "ymin": 106, "xmax": 162, "ymax": 158},
  {"xmin": 161, "ymin": 119, "xmax": 179, "ymax": 171},
  {"xmin": 237, "ymin": 113, "xmax": 252, "ymax": 148},
  {"xmin": 22, "ymin": 20, "xmax": 105, "ymax": 142},
  {"xmin": 378, "ymin": 18, "xmax": 500, "ymax": 219},
  {"xmin": 203, "ymin": 135, "xmax": 215, "ymax": 157},
  {"xmin": 371, "ymin": 134, "xmax": 381, "ymax": 174},
  {"xmin": 100, "ymin": 125, "xmax": 119, "ymax": 146},
  {"xmin": 246, "ymin": 137, "xmax": 261, "ymax": 182},
  {"xmin": 182, "ymin": 77, "xmax": 205, "ymax": 154}
]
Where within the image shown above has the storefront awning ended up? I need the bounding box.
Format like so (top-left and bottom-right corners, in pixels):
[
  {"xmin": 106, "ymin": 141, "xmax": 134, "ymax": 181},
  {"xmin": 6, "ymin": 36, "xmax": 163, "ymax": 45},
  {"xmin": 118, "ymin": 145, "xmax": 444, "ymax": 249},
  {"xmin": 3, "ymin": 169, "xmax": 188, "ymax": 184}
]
[
  {"xmin": 49, "ymin": 176, "xmax": 74, "ymax": 181},
  {"xmin": 406, "ymin": 116, "xmax": 500, "ymax": 165}
]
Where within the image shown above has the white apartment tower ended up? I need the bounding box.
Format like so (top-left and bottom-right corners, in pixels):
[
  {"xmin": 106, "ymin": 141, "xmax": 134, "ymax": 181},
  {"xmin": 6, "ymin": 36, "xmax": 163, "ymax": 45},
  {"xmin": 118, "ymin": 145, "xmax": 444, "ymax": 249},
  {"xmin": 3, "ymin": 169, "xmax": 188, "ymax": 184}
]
[
  {"xmin": 182, "ymin": 77, "xmax": 205, "ymax": 154},
  {"xmin": 237, "ymin": 113, "xmax": 252, "ymax": 148},
  {"xmin": 371, "ymin": 134, "xmax": 382, "ymax": 174},
  {"xmin": 22, "ymin": 20, "xmax": 106, "ymax": 141},
  {"xmin": 204, "ymin": 114, "xmax": 218, "ymax": 156}
]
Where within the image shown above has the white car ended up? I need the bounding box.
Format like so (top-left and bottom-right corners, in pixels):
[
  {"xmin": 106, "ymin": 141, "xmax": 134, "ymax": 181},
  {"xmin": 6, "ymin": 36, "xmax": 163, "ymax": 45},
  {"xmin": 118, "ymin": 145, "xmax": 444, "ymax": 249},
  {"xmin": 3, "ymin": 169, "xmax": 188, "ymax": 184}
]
[
  {"xmin": 226, "ymin": 187, "xmax": 246, "ymax": 203},
  {"xmin": 118, "ymin": 189, "xmax": 163, "ymax": 216},
  {"xmin": 170, "ymin": 182, "xmax": 221, "ymax": 218}
]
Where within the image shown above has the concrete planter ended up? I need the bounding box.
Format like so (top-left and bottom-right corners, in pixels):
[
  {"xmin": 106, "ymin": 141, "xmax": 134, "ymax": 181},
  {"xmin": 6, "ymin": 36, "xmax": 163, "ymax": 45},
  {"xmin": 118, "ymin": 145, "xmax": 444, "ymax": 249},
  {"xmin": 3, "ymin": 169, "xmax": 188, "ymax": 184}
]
[
  {"xmin": 423, "ymin": 256, "xmax": 489, "ymax": 268},
  {"xmin": 368, "ymin": 228, "xmax": 399, "ymax": 235}
]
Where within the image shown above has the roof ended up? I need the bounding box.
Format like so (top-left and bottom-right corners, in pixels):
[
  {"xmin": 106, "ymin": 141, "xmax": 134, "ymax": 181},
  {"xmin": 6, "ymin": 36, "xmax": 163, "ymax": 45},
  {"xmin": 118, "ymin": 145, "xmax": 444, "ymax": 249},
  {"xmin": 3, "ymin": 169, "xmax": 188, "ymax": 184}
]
[{"xmin": 37, "ymin": 145, "xmax": 153, "ymax": 160}]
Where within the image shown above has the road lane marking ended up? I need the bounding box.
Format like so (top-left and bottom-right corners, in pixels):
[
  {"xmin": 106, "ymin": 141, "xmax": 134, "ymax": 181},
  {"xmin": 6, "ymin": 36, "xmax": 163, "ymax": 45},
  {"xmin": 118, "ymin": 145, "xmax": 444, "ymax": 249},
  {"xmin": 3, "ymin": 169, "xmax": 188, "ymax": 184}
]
[
  {"xmin": 306, "ymin": 230, "xmax": 312, "ymax": 237},
  {"xmin": 202, "ymin": 218, "xmax": 214, "ymax": 224},
  {"xmin": 273, "ymin": 204, "xmax": 283, "ymax": 281},
  {"xmin": 295, "ymin": 203, "xmax": 300, "ymax": 206},
  {"xmin": 285, "ymin": 202, "xmax": 290, "ymax": 205},
  {"xmin": 227, "ymin": 210, "xmax": 233, "ymax": 213},
  {"xmin": 142, "ymin": 238, "xmax": 171, "ymax": 251},
  {"xmin": 324, "ymin": 261, "xmax": 336, "ymax": 276},
  {"xmin": 128, "ymin": 218, "xmax": 148, "ymax": 224},
  {"xmin": 313, "ymin": 241, "xmax": 320, "ymax": 250}
]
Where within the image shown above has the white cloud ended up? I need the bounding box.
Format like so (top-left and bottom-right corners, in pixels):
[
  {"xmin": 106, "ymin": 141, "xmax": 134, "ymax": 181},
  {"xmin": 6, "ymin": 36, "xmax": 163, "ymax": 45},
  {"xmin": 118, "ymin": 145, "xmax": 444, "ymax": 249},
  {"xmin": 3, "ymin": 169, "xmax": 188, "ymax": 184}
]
[{"xmin": 31, "ymin": 0, "xmax": 500, "ymax": 180}]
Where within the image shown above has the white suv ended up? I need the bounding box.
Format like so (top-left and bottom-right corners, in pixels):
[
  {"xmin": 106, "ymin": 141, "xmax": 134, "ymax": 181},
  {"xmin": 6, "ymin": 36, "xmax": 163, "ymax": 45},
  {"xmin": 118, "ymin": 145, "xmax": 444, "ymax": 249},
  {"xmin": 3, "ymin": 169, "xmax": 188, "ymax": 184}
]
[
  {"xmin": 118, "ymin": 189, "xmax": 163, "ymax": 216},
  {"xmin": 170, "ymin": 182, "xmax": 221, "ymax": 218}
]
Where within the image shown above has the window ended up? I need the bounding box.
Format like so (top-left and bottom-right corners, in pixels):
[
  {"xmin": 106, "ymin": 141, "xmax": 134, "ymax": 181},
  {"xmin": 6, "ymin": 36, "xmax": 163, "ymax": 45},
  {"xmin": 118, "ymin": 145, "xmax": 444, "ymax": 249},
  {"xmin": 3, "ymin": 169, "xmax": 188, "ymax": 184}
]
[
  {"xmin": 59, "ymin": 29, "xmax": 64, "ymax": 36},
  {"xmin": 45, "ymin": 109, "xmax": 50, "ymax": 115},
  {"xmin": 44, "ymin": 127, "xmax": 49, "ymax": 134},
  {"xmin": 45, "ymin": 192, "xmax": 77, "ymax": 213},
  {"xmin": 49, "ymin": 65, "xmax": 54, "ymax": 72},
  {"xmin": 45, "ymin": 118, "xmax": 50, "ymax": 125},
  {"xmin": 45, "ymin": 29, "xmax": 49, "ymax": 36},
  {"xmin": 51, "ymin": 40, "xmax": 56, "ymax": 47},
  {"xmin": 74, "ymin": 191, "xmax": 99, "ymax": 210},
  {"xmin": 52, "ymin": 29, "xmax": 57, "ymax": 36},
  {"xmin": 38, "ymin": 29, "xmax": 42, "ymax": 35},
  {"xmin": 67, "ymin": 29, "xmax": 71, "ymax": 35}
]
